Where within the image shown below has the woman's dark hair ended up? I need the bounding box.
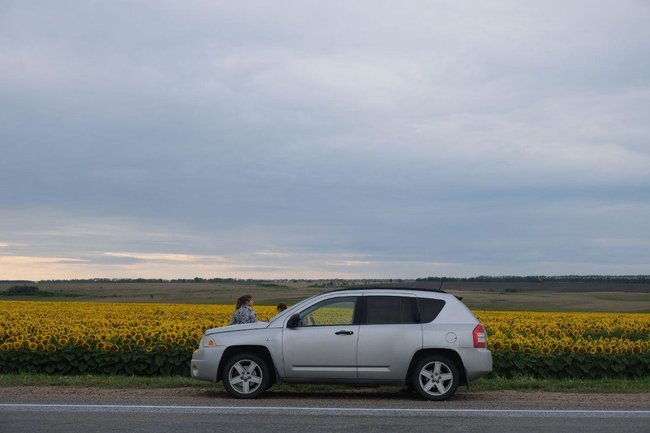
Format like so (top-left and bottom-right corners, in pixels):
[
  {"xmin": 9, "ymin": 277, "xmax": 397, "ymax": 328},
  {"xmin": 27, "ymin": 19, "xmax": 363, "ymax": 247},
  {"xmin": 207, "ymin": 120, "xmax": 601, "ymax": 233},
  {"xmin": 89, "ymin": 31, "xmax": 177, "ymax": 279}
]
[
  {"xmin": 276, "ymin": 303, "xmax": 287, "ymax": 312},
  {"xmin": 235, "ymin": 294, "xmax": 253, "ymax": 310}
]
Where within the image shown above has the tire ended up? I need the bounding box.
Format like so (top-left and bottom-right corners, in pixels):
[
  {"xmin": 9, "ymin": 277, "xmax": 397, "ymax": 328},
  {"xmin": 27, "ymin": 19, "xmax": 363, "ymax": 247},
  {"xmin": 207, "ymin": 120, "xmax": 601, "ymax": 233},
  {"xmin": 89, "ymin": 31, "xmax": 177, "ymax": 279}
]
[
  {"xmin": 221, "ymin": 353, "xmax": 270, "ymax": 399},
  {"xmin": 412, "ymin": 355, "xmax": 459, "ymax": 401}
]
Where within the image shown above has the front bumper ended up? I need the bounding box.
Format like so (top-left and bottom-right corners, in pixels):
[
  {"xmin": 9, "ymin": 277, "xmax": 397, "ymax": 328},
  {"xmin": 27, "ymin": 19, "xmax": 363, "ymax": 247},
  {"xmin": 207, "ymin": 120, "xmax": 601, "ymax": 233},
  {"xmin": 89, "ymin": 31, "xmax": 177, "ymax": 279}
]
[{"xmin": 190, "ymin": 346, "xmax": 226, "ymax": 382}]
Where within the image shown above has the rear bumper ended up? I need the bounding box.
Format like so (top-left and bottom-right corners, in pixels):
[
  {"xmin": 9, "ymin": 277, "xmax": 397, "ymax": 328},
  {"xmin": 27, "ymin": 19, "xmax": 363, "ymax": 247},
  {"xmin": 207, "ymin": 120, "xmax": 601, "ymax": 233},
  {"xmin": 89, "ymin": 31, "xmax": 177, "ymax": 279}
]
[
  {"xmin": 190, "ymin": 346, "xmax": 225, "ymax": 382},
  {"xmin": 457, "ymin": 348, "xmax": 493, "ymax": 381}
]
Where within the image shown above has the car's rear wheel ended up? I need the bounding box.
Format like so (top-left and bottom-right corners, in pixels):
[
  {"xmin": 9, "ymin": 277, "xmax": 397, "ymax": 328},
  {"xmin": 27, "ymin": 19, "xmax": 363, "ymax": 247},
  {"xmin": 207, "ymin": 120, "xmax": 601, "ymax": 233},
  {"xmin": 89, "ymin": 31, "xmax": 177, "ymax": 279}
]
[
  {"xmin": 412, "ymin": 355, "xmax": 459, "ymax": 401},
  {"xmin": 222, "ymin": 353, "xmax": 270, "ymax": 399}
]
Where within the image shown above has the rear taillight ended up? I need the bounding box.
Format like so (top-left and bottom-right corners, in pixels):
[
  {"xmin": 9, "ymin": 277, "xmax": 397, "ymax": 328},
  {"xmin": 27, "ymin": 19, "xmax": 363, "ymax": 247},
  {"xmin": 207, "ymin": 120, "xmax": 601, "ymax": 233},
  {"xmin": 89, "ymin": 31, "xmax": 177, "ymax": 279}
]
[{"xmin": 473, "ymin": 324, "xmax": 488, "ymax": 349}]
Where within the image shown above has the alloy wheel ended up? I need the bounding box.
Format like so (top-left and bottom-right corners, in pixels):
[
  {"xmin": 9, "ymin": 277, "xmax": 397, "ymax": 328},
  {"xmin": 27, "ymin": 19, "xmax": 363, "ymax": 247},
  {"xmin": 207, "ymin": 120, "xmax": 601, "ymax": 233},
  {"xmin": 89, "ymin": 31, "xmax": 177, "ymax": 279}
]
[
  {"xmin": 418, "ymin": 360, "xmax": 454, "ymax": 396},
  {"xmin": 228, "ymin": 359, "xmax": 263, "ymax": 395}
]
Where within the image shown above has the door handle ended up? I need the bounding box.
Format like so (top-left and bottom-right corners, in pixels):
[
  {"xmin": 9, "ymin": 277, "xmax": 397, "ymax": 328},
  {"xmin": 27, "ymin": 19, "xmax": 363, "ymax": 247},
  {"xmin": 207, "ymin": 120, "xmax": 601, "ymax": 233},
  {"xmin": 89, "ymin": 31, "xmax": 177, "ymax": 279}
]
[{"xmin": 335, "ymin": 330, "xmax": 354, "ymax": 335}]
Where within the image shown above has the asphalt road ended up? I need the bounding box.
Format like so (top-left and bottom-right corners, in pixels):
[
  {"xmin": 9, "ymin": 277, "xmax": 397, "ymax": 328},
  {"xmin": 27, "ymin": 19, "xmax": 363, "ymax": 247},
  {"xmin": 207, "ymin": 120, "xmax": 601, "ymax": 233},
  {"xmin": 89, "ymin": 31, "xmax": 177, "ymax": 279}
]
[{"xmin": 1, "ymin": 387, "xmax": 649, "ymax": 433}]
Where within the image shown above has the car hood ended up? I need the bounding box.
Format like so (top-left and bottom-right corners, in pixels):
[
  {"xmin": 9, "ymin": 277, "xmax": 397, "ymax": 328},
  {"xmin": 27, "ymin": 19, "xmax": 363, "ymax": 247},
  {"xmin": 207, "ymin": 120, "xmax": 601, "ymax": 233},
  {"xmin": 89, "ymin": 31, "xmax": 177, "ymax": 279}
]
[{"xmin": 205, "ymin": 321, "xmax": 270, "ymax": 335}]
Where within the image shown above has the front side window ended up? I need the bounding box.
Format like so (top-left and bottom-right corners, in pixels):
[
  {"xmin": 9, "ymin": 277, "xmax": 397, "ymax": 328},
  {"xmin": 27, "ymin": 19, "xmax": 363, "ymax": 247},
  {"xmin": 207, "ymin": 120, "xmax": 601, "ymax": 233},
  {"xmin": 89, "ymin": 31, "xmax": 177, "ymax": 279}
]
[
  {"xmin": 364, "ymin": 296, "xmax": 419, "ymax": 325},
  {"xmin": 299, "ymin": 296, "xmax": 357, "ymax": 327}
]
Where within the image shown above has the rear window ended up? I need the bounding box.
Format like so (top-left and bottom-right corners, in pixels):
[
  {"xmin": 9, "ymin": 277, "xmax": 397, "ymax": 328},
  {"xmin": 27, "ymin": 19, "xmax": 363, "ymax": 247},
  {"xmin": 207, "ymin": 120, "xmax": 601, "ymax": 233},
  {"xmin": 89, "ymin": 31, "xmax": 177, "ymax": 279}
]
[
  {"xmin": 417, "ymin": 298, "xmax": 446, "ymax": 323},
  {"xmin": 364, "ymin": 296, "xmax": 419, "ymax": 325}
]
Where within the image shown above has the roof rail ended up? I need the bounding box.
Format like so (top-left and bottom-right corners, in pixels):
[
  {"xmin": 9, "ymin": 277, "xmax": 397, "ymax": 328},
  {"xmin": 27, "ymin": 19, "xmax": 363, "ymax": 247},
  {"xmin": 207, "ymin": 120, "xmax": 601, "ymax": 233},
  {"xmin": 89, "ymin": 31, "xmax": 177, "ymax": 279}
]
[{"xmin": 322, "ymin": 286, "xmax": 463, "ymax": 301}]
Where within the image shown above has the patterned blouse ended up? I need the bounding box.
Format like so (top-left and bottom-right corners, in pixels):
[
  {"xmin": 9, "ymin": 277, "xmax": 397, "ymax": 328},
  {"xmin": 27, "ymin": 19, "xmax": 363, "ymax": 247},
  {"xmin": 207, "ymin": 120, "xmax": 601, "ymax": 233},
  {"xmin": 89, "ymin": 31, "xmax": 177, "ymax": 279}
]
[{"xmin": 229, "ymin": 305, "xmax": 257, "ymax": 325}]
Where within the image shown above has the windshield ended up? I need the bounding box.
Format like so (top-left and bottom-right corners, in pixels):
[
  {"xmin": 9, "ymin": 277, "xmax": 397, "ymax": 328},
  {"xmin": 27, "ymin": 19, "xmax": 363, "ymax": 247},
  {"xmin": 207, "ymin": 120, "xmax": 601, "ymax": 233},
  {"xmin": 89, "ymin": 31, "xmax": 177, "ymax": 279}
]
[{"xmin": 267, "ymin": 293, "xmax": 324, "ymax": 324}]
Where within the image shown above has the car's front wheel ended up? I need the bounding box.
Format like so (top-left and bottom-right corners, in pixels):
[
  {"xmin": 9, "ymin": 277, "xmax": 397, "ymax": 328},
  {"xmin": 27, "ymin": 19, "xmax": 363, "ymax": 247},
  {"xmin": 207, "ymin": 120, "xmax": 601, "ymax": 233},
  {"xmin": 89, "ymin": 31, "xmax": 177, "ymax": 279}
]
[
  {"xmin": 222, "ymin": 353, "xmax": 270, "ymax": 399},
  {"xmin": 412, "ymin": 355, "xmax": 459, "ymax": 401}
]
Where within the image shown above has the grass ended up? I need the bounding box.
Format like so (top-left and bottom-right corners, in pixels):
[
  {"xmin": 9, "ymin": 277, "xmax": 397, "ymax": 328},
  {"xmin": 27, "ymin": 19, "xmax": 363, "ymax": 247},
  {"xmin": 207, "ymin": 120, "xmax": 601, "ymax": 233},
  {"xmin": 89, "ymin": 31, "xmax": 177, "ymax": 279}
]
[
  {"xmin": 0, "ymin": 373, "xmax": 199, "ymax": 388},
  {"xmin": 469, "ymin": 375, "xmax": 650, "ymax": 393},
  {"xmin": 1, "ymin": 373, "xmax": 648, "ymax": 393}
]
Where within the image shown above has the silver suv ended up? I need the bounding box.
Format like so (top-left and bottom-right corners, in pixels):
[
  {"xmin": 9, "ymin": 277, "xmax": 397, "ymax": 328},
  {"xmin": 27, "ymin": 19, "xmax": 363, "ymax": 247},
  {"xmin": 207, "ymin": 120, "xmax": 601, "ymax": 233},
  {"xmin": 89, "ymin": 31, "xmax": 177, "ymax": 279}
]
[{"xmin": 191, "ymin": 288, "xmax": 492, "ymax": 400}]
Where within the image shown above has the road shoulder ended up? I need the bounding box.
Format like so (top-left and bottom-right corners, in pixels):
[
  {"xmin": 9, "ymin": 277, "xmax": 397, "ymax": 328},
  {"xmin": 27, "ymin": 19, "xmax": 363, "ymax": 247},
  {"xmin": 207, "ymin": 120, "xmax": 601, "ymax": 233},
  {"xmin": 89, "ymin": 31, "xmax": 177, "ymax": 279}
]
[{"xmin": 1, "ymin": 386, "xmax": 648, "ymax": 410}]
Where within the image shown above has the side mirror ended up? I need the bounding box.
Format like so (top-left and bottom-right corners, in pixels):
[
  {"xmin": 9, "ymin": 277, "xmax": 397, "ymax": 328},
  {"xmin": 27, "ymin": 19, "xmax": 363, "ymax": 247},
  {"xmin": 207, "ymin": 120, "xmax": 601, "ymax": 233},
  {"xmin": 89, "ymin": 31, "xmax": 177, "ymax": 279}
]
[{"xmin": 287, "ymin": 314, "xmax": 301, "ymax": 329}]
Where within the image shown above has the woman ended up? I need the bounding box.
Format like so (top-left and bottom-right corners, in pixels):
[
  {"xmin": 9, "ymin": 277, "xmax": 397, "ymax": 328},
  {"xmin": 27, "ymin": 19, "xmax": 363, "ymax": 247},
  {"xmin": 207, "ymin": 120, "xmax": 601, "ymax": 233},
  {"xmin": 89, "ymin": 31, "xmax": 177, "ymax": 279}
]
[{"xmin": 229, "ymin": 294, "xmax": 257, "ymax": 325}]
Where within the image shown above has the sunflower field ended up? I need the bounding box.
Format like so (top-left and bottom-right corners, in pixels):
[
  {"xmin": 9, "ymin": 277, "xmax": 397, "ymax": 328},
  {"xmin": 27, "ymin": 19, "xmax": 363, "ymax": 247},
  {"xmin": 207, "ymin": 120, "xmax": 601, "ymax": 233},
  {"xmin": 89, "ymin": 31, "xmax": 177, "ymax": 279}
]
[
  {"xmin": 475, "ymin": 311, "xmax": 650, "ymax": 378},
  {"xmin": 1, "ymin": 301, "xmax": 648, "ymax": 378}
]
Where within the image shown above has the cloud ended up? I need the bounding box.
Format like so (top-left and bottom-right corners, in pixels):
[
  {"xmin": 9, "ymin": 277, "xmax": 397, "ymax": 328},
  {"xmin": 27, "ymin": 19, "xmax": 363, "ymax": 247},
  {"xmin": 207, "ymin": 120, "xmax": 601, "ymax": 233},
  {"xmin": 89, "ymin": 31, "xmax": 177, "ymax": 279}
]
[
  {"xmin": 0, "ymin": 256, "xmax": 87, "ymax": 265},
  {"xmin": 0, "ymin": 1, "xmax": 649, "ymax": 278},
  {"xmin": 102, "ymin": 252, "xmax": 225, "ymax": 263},
  {"xmin": 325, "ymin": 260, "xmax": 371, "ymax": 267},
  {"xmin": 0, "ymin": 242, "xmax": 28, "ymax": 248},
  {"xmin": 254, "ymin": 251, "xmax": 292, "ymax": 258}
]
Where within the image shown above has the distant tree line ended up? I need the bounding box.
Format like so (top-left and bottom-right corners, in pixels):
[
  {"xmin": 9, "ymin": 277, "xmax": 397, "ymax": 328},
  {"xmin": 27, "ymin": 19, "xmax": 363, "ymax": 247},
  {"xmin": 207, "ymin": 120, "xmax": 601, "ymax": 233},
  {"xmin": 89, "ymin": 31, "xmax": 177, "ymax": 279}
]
[
  {"xmin": 3, "ymin": 275, "xmax": 650, "ymax": 285},
  {"xmin": 0, "ymin": 277, "xmax": 406, "ymax": 284},
  {"xmin": 416, "ymin": 275, "xmax": 650, "ymax": 283},
  {"xmin": 0, "ymin": 278, "xmax": 243, "ymax": 284}
]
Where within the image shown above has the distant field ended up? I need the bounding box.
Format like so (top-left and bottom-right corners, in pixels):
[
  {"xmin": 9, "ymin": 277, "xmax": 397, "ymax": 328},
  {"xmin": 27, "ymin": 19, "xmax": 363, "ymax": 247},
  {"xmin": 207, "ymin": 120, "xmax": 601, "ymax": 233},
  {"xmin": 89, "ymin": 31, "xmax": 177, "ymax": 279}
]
[
  {"xmin": 0, "ymin": 280, "xmax": 649, "ymax": 312},
  {"xmin": 458, "ymin": 291, "xmax": 650, "ymax": 313}
]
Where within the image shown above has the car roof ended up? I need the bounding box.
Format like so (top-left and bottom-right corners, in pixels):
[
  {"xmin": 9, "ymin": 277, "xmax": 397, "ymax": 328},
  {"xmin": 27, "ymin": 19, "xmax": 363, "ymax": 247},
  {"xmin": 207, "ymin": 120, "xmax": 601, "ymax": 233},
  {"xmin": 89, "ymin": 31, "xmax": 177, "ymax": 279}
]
[{"xmin": 319, "ymin": 286, "xmax": 463, "ymax": 301}]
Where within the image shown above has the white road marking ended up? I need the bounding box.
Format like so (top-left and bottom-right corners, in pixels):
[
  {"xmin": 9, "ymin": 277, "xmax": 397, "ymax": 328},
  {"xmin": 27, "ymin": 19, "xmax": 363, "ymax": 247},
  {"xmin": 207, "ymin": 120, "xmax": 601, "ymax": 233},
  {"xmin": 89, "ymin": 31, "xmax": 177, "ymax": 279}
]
[{"xmin": 1, "ymin": 404, "xmax": 649, "ymax": 418}]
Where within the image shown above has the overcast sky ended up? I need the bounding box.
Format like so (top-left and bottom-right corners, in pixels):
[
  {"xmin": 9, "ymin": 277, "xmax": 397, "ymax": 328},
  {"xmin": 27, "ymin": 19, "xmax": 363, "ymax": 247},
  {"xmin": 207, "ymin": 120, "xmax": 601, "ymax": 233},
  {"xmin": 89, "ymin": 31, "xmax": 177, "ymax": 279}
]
[{"xmin": 1, "ymin": 1, "xmax": 649, "ymax": 280}]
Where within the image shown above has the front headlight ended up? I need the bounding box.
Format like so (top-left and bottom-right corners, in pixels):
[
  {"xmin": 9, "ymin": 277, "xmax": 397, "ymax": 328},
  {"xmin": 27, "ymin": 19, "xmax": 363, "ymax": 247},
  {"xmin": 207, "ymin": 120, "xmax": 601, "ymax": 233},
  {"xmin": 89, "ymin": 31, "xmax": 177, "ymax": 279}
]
[{"xmin": 201, "ymin": 335, "xmax": 217, "ymax": 347}]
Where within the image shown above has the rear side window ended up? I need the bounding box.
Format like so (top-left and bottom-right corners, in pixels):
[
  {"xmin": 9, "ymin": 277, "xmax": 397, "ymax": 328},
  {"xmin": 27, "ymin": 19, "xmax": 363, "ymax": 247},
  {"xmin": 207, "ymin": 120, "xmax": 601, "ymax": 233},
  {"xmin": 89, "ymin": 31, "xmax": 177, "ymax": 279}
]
[
  {"xmin": 364, "ymin": 296, "xmax": 419, "ymax": 325},
  {"xmin": 417, "ymin": 298, "xmax": 446, "ymax": 323}
]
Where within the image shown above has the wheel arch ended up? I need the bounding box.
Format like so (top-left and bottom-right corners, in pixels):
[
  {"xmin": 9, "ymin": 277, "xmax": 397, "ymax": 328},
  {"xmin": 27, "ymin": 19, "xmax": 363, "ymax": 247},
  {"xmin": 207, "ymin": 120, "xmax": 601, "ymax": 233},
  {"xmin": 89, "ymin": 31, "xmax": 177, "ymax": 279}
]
[
  {"xmin": 406, "ymin": 348, "xmax": 467, "ymax": 386},
  {"xmin": 217, "ymin": 345, "xmax": 278, "ymax": 384}
]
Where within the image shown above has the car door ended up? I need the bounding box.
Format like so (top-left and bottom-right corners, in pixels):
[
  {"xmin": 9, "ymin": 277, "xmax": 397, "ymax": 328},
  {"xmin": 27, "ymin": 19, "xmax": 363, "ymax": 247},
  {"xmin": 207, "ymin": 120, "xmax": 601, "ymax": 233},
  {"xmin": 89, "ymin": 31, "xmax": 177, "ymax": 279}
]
[
  {"xmin": 357, "ymin": 295, "xmax": 422, "ymax": 380},
  {"xmin": 282, "ymin": 296, "xmax": 359, "ymax": 380}
]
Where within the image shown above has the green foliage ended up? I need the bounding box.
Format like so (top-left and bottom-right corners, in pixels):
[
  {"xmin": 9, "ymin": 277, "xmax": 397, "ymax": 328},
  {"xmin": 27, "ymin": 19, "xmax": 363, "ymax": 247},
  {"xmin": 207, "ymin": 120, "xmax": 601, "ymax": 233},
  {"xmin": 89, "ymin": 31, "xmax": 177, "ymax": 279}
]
[
  {"xmin": 0, "ymin": 348, "xmax": 192, "ymax": 376},
  {"xmin": 2, "ymin": 286, "xmax": 53, "ymax": 296},
  {"xmin": 492, "ymin": 351, "xmax": 650, "ymax": 379},
  {"xmin": 1, "ymin": 348, "xmax": 649, "ymax": 379}
]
